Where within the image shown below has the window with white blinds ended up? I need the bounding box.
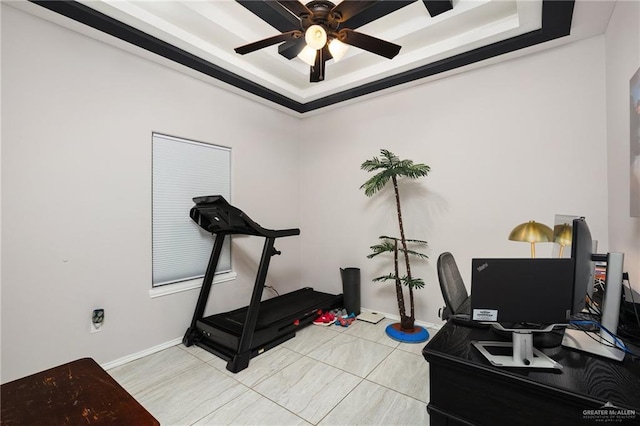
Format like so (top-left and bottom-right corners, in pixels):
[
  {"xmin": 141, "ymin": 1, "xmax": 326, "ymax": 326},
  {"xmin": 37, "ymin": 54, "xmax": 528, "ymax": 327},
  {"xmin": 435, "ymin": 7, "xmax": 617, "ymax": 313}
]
[{"xmin": 152, "ymin": 133, "xmax": 231, "ymax": 287}]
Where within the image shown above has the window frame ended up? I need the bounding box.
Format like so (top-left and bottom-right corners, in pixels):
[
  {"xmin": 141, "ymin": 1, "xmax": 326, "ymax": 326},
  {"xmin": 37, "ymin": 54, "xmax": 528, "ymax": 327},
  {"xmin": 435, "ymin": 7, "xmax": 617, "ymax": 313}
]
[{"xmin": 150, "ymin": 133, "xmax": 235, "ymax": 298}]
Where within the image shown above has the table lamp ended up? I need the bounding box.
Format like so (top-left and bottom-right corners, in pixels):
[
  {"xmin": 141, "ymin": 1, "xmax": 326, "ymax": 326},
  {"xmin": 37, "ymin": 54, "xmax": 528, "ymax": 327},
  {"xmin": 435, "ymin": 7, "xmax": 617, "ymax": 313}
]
[
  {"xmin": 553, "ymin": 223, "xmax": 573, "ymax": 258},
  {"xmin": 508, "ymin": 220, "xmax": 553, "ymax": 258}
]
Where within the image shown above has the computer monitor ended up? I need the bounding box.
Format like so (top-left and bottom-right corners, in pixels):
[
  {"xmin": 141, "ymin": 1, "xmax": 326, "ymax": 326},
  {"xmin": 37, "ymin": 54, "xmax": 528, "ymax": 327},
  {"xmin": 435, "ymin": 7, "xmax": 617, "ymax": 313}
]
[
  {"xmin": 470, "ymin": 258, "xmax": 574, "ymax": 325},
  {"xmin": 468, "ymin": 217, "xmax": 596, "ymax": 369},
  {"xmin": 570, "ymin": 217, "xmax": 594, "ymax": 315},
  {"xmin": 468, "ymin": 217, "xmax": 626, "ymax": 366},
  {"xmin": 562, "ymin": 218, "xmax": 626, "ymax": 361},
  {"xmin": 470, "ymin": 256, "xmax": 575, "ymax": 369},
  {"xmin": 470, "ymin": 218, "xmax": 597, "ymax": 326}
]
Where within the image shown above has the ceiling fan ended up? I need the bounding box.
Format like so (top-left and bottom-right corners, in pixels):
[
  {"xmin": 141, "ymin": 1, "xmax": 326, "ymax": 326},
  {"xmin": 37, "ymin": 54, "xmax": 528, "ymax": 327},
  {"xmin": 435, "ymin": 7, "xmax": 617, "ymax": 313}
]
[{"xmin": 234, "ymin": 1, "xmax": 402, "ymax": 83}]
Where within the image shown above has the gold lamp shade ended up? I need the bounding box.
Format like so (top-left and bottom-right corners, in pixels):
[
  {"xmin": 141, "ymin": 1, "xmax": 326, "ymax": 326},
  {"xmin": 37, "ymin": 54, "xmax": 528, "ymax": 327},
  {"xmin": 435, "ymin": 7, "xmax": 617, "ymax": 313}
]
[
  {"xmin": 553, "ymin": 223, "xmax": 573, "ymax": 257},
  {"xmin": 508, "ymin": 220, "xmax": 553, "ymax": 258}
]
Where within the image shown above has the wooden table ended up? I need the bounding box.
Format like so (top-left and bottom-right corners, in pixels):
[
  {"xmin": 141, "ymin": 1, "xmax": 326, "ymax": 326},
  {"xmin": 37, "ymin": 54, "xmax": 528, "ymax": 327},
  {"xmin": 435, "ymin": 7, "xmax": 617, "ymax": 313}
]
[{"xmin": 1, "ymin": 357, "xmax": 159, "ymax": 425}]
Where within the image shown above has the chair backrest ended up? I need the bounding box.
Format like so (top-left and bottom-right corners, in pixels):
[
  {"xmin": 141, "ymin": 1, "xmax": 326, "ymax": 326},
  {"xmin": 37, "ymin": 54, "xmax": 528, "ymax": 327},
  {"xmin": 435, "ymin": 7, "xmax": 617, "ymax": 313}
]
[{"xmin": 437, "ymin": 252, "xmax": 469, "ymax": 319}]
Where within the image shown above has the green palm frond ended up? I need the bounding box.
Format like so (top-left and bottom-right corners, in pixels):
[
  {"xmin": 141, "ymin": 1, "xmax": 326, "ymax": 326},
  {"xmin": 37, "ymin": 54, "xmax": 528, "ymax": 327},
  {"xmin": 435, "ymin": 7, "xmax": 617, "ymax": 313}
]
[
  {"xmin": 401, "ymin": 276, "xmax": 426, "ymax": 289},
  {"xmin": 360, "ymin": 170, "xmax": 393, "ymax": 197},
  {"xmin": 367, "ymin": 240, "xmax": 396, "ymax": 258},
  {"xmin": 372, "ymin": 273, "xmax": 398, "ymax": 283},
  {"xmin": 360, "ymin": 156, "xmax": 386, "ymax": 172},
  {"xmin": 403, "ymin": 249, "xmax": 429, "ymax": 259},
  {"xmin": 404, "ymin": 238, "xmax": 428, "ymax": 245},
  {"xmin": 377, "ymin": 236, "xmax": 427, "ymax": 257},
  {"xmin": 394, "ymin": 160, "xmax": 430, "ymax": 179},
  {"xmin": 360, "ymin": 150, "xmax": 431, "ymax": 196},
  {"xmin": 379, "ymin": 236, "xmax": 427, "ymax": 245},
  {"xmin": 380, "ymin": 149, "xmax": 400, "ymax": 164}
]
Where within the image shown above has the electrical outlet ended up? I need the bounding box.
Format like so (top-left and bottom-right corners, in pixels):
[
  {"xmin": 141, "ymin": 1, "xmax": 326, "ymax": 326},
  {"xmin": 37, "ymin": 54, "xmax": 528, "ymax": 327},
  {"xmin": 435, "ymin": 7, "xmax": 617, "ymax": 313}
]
[{"xmin": 91, "ymin": 308, "xmax": 104, "ymax": 333}]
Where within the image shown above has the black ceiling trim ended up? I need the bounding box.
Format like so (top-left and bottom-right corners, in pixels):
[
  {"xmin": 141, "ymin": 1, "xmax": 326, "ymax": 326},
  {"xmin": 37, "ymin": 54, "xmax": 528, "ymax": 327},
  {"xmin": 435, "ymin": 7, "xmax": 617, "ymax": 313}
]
[
  {"xmin": 29, "ymin": 0, "xmax": 574, "ymax": 114},
  {"xmin": 422, "ymin": 0, "xmax": 453, "ymax": 18}
]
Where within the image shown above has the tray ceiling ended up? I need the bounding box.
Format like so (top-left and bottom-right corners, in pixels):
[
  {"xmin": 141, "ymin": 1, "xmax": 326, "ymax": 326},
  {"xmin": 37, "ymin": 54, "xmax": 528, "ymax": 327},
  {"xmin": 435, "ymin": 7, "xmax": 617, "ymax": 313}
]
[{"xmin": 20, "ymin": 0, "xmax": 615, "ymax": 114}]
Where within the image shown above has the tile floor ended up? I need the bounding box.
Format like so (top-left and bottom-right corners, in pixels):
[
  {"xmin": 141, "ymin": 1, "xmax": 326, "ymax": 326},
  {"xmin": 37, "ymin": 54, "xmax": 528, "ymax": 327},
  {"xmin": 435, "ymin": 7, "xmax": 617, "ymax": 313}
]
[{"xmin": 108, "ymin": 318, "xmax": 437, "ymax": 426}]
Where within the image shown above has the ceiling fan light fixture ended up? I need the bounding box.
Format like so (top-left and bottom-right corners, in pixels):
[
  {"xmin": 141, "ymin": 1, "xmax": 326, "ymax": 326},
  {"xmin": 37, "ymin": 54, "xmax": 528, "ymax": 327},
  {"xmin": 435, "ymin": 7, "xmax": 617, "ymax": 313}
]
[
  {"xmin": 328, "ymin": 38, "xmax": 348, "ymax": 62},
  {"xmin": 297, "ymin": 45, "xmax": 317, "ymax": 66},
  {"xmin": 233, "ymin": 1, "xmax": 404, "ymax": 83},
  {"xmin": 305, "ymin": 25, "xmax": 327, "ymax": 50}
]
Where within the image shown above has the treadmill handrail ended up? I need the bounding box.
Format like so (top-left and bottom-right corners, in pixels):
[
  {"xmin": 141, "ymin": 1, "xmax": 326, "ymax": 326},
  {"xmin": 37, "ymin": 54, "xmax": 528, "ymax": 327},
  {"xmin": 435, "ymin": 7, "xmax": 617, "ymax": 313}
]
[{"xmin": 190, "ymin": 195, "xmax": 300, "ymax": 238}]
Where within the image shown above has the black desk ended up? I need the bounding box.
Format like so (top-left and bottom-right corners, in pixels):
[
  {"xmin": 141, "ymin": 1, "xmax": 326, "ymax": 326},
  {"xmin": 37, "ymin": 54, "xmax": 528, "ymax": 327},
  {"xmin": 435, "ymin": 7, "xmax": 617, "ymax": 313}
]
[{"xmin": 422, "ymin": 322, "xmax": 640, "ymax": 425}]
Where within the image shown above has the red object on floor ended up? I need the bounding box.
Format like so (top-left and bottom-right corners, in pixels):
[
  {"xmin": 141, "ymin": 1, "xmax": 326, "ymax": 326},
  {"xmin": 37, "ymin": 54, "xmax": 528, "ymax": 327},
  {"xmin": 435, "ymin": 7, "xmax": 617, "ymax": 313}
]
[{"xmin": 313, "ymin": 311, "xmax": 335, "ymax": 324}]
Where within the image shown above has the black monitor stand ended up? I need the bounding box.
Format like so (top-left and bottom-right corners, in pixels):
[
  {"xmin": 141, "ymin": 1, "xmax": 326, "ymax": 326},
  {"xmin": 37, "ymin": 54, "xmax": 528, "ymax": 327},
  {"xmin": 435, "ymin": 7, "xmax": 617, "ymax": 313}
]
[
  {"xmin": 472, "ymin": 323, "xmax": 564, "ymax": 370},
  {"xmin": 182, "ymin": 196, "xmax": 342, "ymax": 373}
]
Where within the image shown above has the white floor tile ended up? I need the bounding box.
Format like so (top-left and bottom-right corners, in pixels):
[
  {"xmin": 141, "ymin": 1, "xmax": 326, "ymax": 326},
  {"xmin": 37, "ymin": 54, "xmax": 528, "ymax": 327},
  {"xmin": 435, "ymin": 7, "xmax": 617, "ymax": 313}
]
[
  {"xmin": 319, "ymin": 380, "xmax": 429, "ymax": 426},
  {"xmin": 210, "ymin": 347, "xmax": 303, "ymax": 388},
  {"xmin": 108, "ymin": 318, "xmax": 434, "ymax": 425},
  {"xmin": 306, "ymin": 333, "xmax": 394, "ymax": 377},
  {"xmin": 281, "ymin": 324, "xmax": 342, "ymax": 354},
  {"xmin": 108, "ymin": 345, "xmax": 202, "ymax": 395},
  {"xmin": 133, "ymin": 362, "xmax": 248, "ymax": 425},
  {"xmin": 194, "ymin": 389, "xmax": 310, "ymax": 426},
  {"xmin": 180, "ymin": 343, "xmax": 218, "ymax": 363},
  {"xmin": 344, "ymin": 318, "xmax": 400, "ymax": 348},
  {"xmin": 366, "ymin": 349, "xmax": 430, "ymax": 402},
  {"xmin": 253, "ymin": 356, "xmax": 361, "ymax": 424},
  {"xmin": 324, "ymin": 322, "xmax": 350, "ymax": 332}
]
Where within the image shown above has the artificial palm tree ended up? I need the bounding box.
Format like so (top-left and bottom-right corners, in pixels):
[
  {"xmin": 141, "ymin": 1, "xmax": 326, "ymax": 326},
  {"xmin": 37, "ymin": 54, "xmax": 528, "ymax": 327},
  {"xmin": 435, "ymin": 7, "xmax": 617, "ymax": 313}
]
[{"xmin": 360, "ymin": 149, "xmax": 430, "ymax": 331}]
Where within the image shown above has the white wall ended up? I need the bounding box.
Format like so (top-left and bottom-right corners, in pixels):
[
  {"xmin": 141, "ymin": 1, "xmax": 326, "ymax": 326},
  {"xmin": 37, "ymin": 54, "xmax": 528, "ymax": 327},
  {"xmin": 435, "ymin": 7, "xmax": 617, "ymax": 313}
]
[
  {"xmin": 299, "ymin": 37, "xmax": 609, "ymax": 324},
  {"xmin": 605, "ymin": 1, "xmax": 640, "ymax": 292},
  {"xmin": 1, "ymin": 5, "xmax": 301, "ymax": 382}
]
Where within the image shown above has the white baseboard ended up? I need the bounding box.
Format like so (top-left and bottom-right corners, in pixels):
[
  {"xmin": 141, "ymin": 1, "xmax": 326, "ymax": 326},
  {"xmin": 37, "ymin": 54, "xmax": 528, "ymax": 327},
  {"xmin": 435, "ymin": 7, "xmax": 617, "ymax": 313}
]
[{"xmin": 101, "ymin": 337, "xmax": 183, "ymax": 371}]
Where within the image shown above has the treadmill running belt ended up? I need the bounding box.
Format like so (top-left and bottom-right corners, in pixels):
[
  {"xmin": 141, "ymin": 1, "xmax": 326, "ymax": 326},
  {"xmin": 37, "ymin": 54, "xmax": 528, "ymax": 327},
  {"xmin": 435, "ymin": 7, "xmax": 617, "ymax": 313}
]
[{"xmin": 202, "ymin": 288, "xmax": 337, "ymax": 332}]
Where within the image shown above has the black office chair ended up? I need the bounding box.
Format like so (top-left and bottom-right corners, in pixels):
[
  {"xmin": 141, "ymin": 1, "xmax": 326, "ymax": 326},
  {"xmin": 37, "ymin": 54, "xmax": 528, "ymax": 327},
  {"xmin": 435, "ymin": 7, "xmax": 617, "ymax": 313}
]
[{"xmin": 437, "ymin": 252, "xmax": 470, "ymax": 320}]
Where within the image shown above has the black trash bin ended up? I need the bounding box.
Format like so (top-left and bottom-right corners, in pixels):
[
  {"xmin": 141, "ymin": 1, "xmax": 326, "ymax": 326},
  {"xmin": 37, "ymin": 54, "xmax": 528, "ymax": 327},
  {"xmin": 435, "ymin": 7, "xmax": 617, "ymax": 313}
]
[{"xmin": 340, "ymin": 267, "xmax": 361, "ymax": 316}]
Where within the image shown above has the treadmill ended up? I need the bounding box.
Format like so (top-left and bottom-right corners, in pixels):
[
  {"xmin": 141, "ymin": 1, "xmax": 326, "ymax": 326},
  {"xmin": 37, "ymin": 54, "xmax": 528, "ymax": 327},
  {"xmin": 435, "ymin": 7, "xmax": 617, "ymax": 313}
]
[{"xmin": 182, "ymin": 196, "xmax": 343, "ymax": 373}]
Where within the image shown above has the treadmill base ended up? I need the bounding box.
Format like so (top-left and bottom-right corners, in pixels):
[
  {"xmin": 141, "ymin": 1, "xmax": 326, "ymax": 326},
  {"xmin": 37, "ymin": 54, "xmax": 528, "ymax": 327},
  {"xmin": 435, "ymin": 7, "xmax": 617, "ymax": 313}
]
[{"xmin": 186, "ymin": 288, "xmax": 343, "ymax": 373}]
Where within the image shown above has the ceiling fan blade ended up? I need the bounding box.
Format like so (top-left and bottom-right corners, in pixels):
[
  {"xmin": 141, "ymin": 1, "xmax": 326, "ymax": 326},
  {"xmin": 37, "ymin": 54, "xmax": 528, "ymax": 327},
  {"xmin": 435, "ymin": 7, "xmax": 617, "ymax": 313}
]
[
  {"xmin": 331, "ymin": 1, "xmax": 378, "ymax": 22},
  {"xmin": 276, "ymin": 0, "xmax": 312, "ymax": 18},
  {"xmin": 422, "ymin": 0, "xmax": 453, "ymax": 17},
  {"xmin": 338, "ymin": 29, "xmax": 401, "ymax": 59},
  {"xmin": 236, "ymin": 1, "xmax": 300, "ymax": 32},
  {"xmin": 235, "ymin": 30, "xmax": 302, "ymax": 55},
  {"xmin": 278, "ymin": 38, "xmax": 306, "ymax": 59}
]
